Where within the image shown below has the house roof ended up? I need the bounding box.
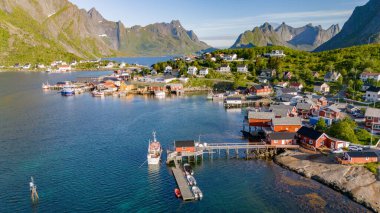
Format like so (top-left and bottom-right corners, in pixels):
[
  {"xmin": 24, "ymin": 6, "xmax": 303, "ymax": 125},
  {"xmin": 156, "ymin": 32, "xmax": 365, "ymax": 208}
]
[
  {"xmin": 281, "ymin": 88, "xmax": 298, "ymax": 94},
  {"xmin": 365, "ymin": 107, "xmax": 380, "ymax": 117},
  {"xmin": 325, "ymin": 105, "xmax": 341, "ymax": 113},
  {"xmin": 270, "ymin": 104, "xmax": 295, "ymax": 112},
  {"xmin": 366, "ymin": 86, "xmax": 380, "ymax": 92},
  {"xmin": 237, "ymin": 64, "xmax": 247, "ymax": 68},
  {"xmin": 290, "ymin": 82, "xmax": 302, "ymax": 87},
  {"xmin": 272, "ymin": 117, "xmax": 301, "ymax": 126},
  {"xmin": 361, "ymin": 72, "xmax": 380, "ymax": 76},
  {"xmin": 268, "ymin": 132, "xmax": 296, "ymax": 140},
  {"xmin": 314, "ymin": 82, "xmax": 327, "ymax": 86},
  {"xmin": 175, "ymin": 140, "xmax": 195, "ymax": 148},
  {"xmin": 297, "ymin": 126, "xmax": 323, "ymax": 140},
  {"xmin": 346, "ymin": 152, "xmax": 378, "ymax": 158},
  {"xmin": 252, "ymin": 84, "xmax": 270, "ymax": 90},
  {"xmin": 248, "ymin": 112, "xmax": 275, "ymax": 119},
  {"xmin": 221, "ymin": 64, "xmax": 229, "ymax": 68},
  {"xmin": 324, "ymin": 71, "xmax": 341, "ymax": 79},
  {"xmin": 296, "ymin": 103, "xmax": 312, "ymax": 110}
]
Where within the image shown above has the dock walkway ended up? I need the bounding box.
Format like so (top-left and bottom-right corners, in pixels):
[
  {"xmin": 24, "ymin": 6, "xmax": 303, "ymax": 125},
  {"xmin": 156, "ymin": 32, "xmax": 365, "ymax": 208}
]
[{"xmin": 172, "ymin": 162, "xmax": 194, "ymax": 201}]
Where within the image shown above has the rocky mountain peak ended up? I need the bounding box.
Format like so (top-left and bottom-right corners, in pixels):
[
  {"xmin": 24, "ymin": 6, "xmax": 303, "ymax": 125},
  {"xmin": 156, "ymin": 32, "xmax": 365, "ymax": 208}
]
[{"xmin": 316, "ymin": 0, "xmax": 380, "ymax": 51}]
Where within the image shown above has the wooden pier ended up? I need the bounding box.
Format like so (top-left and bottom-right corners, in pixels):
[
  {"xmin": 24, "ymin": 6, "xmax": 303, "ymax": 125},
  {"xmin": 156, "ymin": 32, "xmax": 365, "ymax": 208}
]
[
  {"xmin": 167, "ymin": 143, "xmax": 299, "ymax": 163},
  {"xmin": 171, "ymin": 162, "xmax": 195, "ymax": 201},
  {"xmin": 224, "ymin": 99, "xmax": 271, "ymax": 109}
]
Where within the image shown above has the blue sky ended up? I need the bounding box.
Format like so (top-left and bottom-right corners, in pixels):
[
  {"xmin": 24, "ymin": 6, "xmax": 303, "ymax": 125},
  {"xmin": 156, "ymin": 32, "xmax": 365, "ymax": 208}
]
[{"xmin": 70, "ymin": 0, "xmax": 369, "ymax": 48}]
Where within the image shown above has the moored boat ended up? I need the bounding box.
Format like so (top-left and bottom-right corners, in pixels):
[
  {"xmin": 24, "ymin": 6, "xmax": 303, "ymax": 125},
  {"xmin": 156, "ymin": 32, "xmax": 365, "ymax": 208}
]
[
  {"xmin": 186, "ymin": 175, "xmax": 197, "ymax": 186},
  {"xmin": 174, "ymin": 188, "xmax": 181, "ymax": 198},
  {"xmin": 192, "ymin": 186, "xmax": 203, "ymax": 200},
  {"xmin": 92, "ymin": 90, "xmax": 104, "ymax": 97},
  {"xmin": 183, "ymin": 163, "xmax": 194, "ymax": 175},
  {"xmin": 147, "ymin": 131, "xmax": 162, "ymax": 165},
  {"xmin": 154, "ymin": 90, "xmax": 165, "ymax": 98},
  {"xmin": 42, "ymin": 82, "xmax": 50, "ymax": 89},
  {"xmin": 61, "ymin": 85, "xmax": 74, "ymax": 96}
]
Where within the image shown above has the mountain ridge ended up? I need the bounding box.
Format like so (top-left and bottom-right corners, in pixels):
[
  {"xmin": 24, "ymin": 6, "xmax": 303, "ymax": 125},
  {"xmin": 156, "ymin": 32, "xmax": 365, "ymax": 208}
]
[
  {"xmin": 0, "ymin": 0, "xmax": 210, "ymax": 64},
  {"xmin": 231, "ymin": 22, "xmax": 340, "ymax": 51},
  {"xmin": 315, "ymin": 0, "xmax": 380, "ymax": 51}
]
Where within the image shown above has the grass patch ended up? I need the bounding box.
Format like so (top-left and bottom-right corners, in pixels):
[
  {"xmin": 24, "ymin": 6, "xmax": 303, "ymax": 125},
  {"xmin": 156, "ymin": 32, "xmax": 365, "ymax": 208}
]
[{"xmin": 364, "ymin": 162, "xmax": 380, "ymax": 174}]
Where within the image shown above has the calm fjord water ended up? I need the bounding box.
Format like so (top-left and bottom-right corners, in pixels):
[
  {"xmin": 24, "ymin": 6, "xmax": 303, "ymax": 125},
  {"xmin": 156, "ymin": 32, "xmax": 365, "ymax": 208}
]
[{"xmin": 0, "ymin": 71, "xmax": 368, "ymax": 212}]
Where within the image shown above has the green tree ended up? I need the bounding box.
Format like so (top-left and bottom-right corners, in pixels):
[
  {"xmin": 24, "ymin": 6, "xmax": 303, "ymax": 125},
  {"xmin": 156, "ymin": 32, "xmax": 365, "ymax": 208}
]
[
  {"xmin": 328, "ymin": 118, "xmax": 358, "ymax": 144},
  {"xmin": 315, "ymin": 118, "xmax": 327, "ymax": 132}
]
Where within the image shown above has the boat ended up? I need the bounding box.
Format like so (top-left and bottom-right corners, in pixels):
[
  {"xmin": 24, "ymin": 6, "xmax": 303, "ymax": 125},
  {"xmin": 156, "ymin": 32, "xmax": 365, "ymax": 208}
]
[
  {"xmin": 212, "ymin": 93, "xmax": 225, "ymax": 101},
  {"xmin": 174, "ymin": 188, "xmax": 181, "ymax": 198},
  {"xmin": 206, "ymin": 91, "xmax": 214, "ymax": 100},
  {"xmin": 29, "ymin": 177, "xmax": 39, "ymax": 202},
  {"xmin": 61, "ymin": 85, "xmax": 74, "ymax": 96},
  {"xmin": 147, "ymin": 131, "xmax": 162, "ymax": 165},
  {"xmin": 192, "ymin": 186, "xmax": 203, "ymax": 200},
  {"xmin": 186, "ymin": 175, "xmax": 197, "ymax": 186},
  {"xmin": 92, "ymin": 90, "xmax": 104, "ymax": 97},
  {"xmin": 42, "ymin": 82, "xmax": 50, "ymax": 89},
  {"xmin": 154, "ymin": 90, "xmax": 165, "ymax": 98},
  {"xmin": 183, "ymin": 163, "xmax": 194, "ymax": 175}
]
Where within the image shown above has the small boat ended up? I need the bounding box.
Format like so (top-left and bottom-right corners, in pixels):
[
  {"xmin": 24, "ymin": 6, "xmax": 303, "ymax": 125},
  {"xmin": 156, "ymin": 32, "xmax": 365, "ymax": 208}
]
[
  {"xmin": 192, "ymin": 186, "xmax": 203, "ymax": 200},
  {"xmin": 212, "ymin": 93, "xmax": 225, "ymax": 101},
  {"xmin": 183, "ymin": 163, "xmax": 194, "ymax": 175},
  {"xmin": 147, "ymin": 131, "xmax": 162, "ymax": 165},
  {"xmin": 61, "ymin": 85, "xmax": 74, "ymax": 96},
  {"xmin": 206, "ymin": 91, "xmax": 214, "ymax": 100},
  {"xmin": 154, "ymin": 90, "xmax": 165, "ymax": 98},
  {"xmin": 42, "ymin": 82, "xmax": 50, "ymax": 89},
  {"xmin": 92, "ymin": 90, "xmax": 104, "ymax": 97},
  {"xmin": 174, "ymin": 188, "xmax": 181, "ymax": 198},
  {"xmin": 29, "ymin": 177, "xmax": 39, "ymax": 203},
  {"xmin": 186, "ymin": 175, "xmax": 197, "ymax": 186}
]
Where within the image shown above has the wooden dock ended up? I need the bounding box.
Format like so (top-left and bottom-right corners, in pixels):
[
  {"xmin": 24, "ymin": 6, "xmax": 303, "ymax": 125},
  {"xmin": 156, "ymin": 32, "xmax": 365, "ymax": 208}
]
[{"xmin": 172, "ymin": 163, "xmax": 195, "ymax": 201}]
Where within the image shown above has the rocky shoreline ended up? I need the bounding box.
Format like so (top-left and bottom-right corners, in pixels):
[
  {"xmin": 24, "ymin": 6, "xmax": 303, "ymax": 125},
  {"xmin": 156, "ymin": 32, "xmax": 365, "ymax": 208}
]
[{"xmin": 274, "ymin": 150, "xmax": 380, "ymax": 212}]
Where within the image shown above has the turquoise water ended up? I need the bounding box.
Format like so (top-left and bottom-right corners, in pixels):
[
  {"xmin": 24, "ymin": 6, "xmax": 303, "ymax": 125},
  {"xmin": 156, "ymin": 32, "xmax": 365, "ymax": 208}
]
[{"xmin": 0, "ymin": 71, "xmax": 369, "ymax": 212}]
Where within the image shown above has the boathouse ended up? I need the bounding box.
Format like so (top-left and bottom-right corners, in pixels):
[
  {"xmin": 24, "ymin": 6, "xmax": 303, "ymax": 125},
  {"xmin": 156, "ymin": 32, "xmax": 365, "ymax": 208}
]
[
  {"xmin": 267, "ymin": 132, "xmax": 297, "ymax": 145},
  {"xmin": 175, "ymin": 140, "xmax": 195, "ymax": 153},
  {"xmin": 338, "ymin": 152, "xmax": 379, "ymax": 164},
  {"xmin": 271, "ymin": 117, "xmax": 302, "ymax": 132}
]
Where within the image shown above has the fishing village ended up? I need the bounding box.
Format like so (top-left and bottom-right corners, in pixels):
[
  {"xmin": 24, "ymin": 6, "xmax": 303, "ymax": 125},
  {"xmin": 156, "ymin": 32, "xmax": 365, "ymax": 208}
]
[{"xmin": 34, "ymin": 48, "xmax": 380, "ymax": 211}]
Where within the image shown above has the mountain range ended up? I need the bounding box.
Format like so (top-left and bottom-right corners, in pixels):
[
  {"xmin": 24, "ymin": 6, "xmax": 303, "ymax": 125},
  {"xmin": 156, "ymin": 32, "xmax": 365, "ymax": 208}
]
[
  {"xmin": 231, "ymin": 22, "xmax": 340, "ymax": 51},
  {"xmin": 316, "ymin": 0, "xmax": 380, "ymax": 51},
  {"xmin": 0, "ymin": 0, "xmax": 379, "ymax": 64},
  {"xmin": 0, "ymin": 0, "xmax": 209, "ymax": 64}
]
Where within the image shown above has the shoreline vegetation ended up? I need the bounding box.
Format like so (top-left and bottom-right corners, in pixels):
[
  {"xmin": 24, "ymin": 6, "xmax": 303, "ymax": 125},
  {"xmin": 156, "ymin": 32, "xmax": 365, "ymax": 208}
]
[{"xmin": 274, "ymin": 150, "xmax": 380, "ymax": 212}]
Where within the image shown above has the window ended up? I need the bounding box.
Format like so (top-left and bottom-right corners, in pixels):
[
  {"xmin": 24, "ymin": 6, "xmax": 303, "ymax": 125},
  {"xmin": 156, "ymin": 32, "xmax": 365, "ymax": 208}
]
[
  {"xmin": 366, "ymin": 157, "xmax": 369, "ymax": 160},
  {"xmin": 182, "ymin": 147, "xmax": 187, "ymax": 151},
  {"xmin": 274, "ymin": 140, "xmax": 278, "ymax": 143},
  {"xmin": 367, "ymin": 117, "xmax": 373, "ymax": 121}
]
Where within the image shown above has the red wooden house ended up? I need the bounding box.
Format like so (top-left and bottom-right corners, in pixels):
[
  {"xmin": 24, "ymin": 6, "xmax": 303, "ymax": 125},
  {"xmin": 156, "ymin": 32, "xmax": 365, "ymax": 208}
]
[
  {"xmin": 175, "ymin": 140, "xmax": 195, "ymax": 153},
  {"xmin": 267, "ymin": 132, "xmax": 297, "ymax": 145},
  {"xmin": 271, "ymin": 117, "xmax": 302, "ymax": 132},
  {"xmin": 319, "ymin": 105, "xmax": 342, "ymax": 120},
  {"xmin": 248, "ymin": 112, "xmax": 274, "ymax": 127},
  {"xmin": 338, "ymin": 152, "xmax": 379, "ymax": 164},
  {"xmin": 297, "ymin": 126, "xmax": 348, "ymax": 150},
  {"xmin": 364, "ymin": 107, "xmax": 380, "ymax": 132},
  {"xmin": 249, "ymin": 84, "xmax": 273, "ymax": 96}
]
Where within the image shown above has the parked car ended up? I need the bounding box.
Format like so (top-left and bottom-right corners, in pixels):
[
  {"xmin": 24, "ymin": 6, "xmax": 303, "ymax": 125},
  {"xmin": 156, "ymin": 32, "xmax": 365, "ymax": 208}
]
[
  {"xmin": 331, "ymin": 148, "xmax": 344, "ymax": 154},
  {"xmin": 349, "ymin": 146, "xmax": 363, "ymax": 151}
]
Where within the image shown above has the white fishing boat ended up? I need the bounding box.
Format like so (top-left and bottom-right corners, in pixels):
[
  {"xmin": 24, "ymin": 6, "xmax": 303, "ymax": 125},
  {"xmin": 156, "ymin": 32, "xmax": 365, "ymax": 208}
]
[
  {"xmin": 154, "ymin": 90, "xmax": 166, "ymax": 98},
  {"xmin": 29, "ymin": 177, "xmax": 39, "ymax": 203},
  {"xmin": 186, "ymin": 175, "xmax": 197, "ymax": 186},
  {"xmin": 42, "ymin": 82, "xmax": 50, "ymax": 89},
  {"xmin": 92, "ymin": 90, "xmax": 104, "ymax": 97},
  {"xmin": 192, "ymin": 186, "xmax": 203, "ymax": 200},
  {"xmin": 147, "ymin": 131, "xmax": 162, "ymax": 165}
]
